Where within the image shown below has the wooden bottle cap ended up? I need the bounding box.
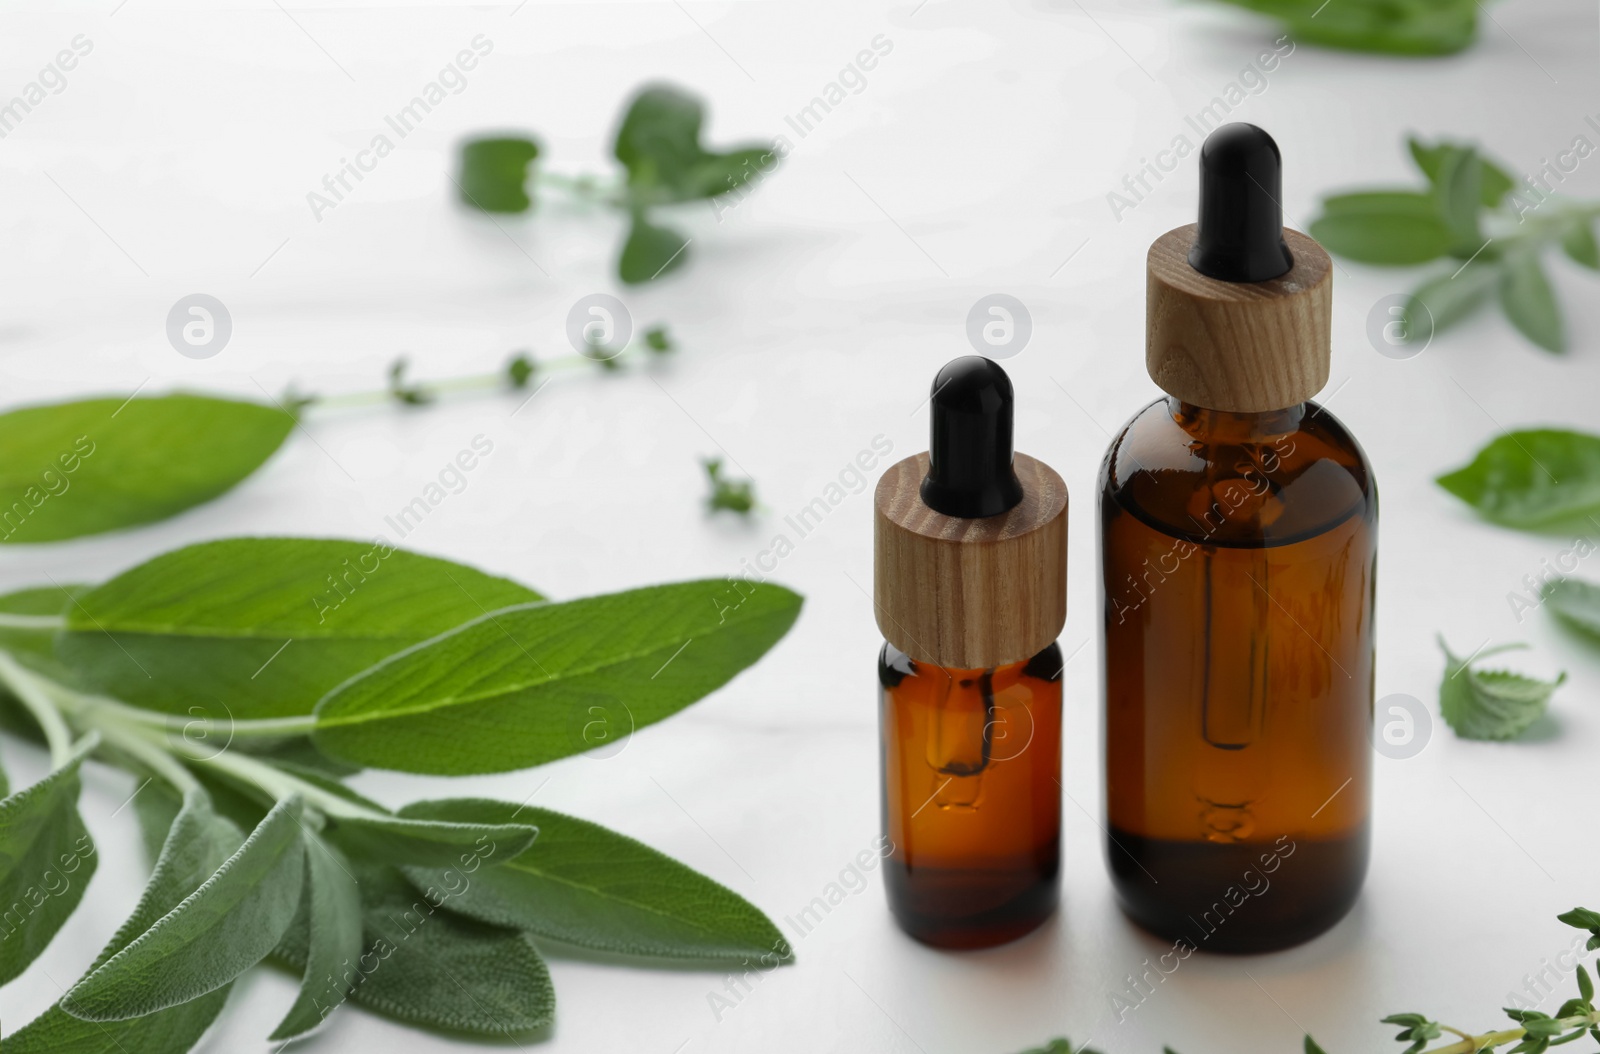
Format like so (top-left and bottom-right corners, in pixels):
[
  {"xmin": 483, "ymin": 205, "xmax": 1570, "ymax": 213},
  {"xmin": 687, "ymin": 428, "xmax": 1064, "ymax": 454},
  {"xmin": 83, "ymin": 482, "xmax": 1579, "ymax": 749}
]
[
  {"xmin": 1146, "ymin": 223, "xmax": 1332, "ymax": 413},
  {"xmin": 873, "ymin": 452, "xmax": 1067, "ymax": 670}
]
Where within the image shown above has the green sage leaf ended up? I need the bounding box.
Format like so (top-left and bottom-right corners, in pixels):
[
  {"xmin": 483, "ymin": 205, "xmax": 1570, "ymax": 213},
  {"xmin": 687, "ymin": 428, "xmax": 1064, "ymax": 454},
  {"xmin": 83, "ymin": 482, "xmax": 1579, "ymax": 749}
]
[
  {"xmin": 1500, "ymin": 251, "xmax": 1566, "ymax": 353},
  {"xmin": 1541, "ymin": 577, "xmax": 1600, "ymax": 639},
  {"xmin": 275, "ymin": 860, "xmax": 554, "ymax": 1035},
  {"xmin": 270, "ymin": 833, "xmax": 363, "ymax": 1041},
  {"xmin": 328, "ymin": 811, "xmax": 538, "ymax": 868},
  {"xmin": 0, "ymin": 736, "xmax": 97, "ymax": 985},
  {"xmin": 1437, "ymin": 429, "xmax": 1600, "ymax": 528},
  {"xmin": 5, "ymin": 789, "xmax": 242, "ymax": 1054},
  {"xmin": 619, "ymin": 211, "xmax": 690, "ymax": 284},
  {"xmin": 1410, "ymin": 137, "xmax": 1515, "ymax": 206},
  {"xmin": 313, "ymin": 579, "xmax": 802, "ymax": 774},
  {"xmin": 1403, "ymin": 260, "xmax": 1501, "ymax": 340},
  {"xmin": 63, "ymin": 796, "xmax": 307, "ymax": 1021},
  {"xmin": 1310, "ymin": 192, "xmax": 1453, "ymax": 265},
  {"xmin": 0, "ymin": 585, "xmax": 86, "ymax": 685},
  {"xmin": 58, "ymin": 537, "xmax": 540, "ymax": 719},
  {"xmin": 1561, "ymin": 219, "xmax": 1600, "ymax": 271},
  {"xmin": 457, "ymin": 136, "xmax": 541, "ymax": 213},
  {"xmin": 402, "ymin": 798, "xmax": 792, "ymax": 964},
  {"xmin": 1433, "ymin": 144, "xmax": 1485, "ymax": 255},
  {"xmin": 1438, "ymin": 638, "xmax": 1564, "ymax": 741},
  {"xmin": 132, "ymin": 780, "xmax": 185, "ymax": 866},
  {"xmin": 0, "ymin": 394, "xmax": 293, "ymax": 544}
]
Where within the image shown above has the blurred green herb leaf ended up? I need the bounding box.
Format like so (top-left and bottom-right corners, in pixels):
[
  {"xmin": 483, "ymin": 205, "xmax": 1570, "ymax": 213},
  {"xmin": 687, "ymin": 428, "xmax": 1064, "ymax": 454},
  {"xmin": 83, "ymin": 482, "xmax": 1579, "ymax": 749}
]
[
  {"xmin": 457, "ymin": 135, "xmax": 541, "ymax": 213},
  {"xmin": 1542, "ymin": 577, "xmax": 1600, "ymax": 640},
  {"xmin": 1438, "ymin": 636, "xmax": 1564, "ymax": 741},
  {"xmin": 1310, "ymin": 192, "xmax": 1454, "ymax": 264},
  {"xmin": 1436, "ymin": 429, "xmax": 1600, "ymax": 528},
  {"xmin": 645, "ymin": 325, "xmax": 673, "ymax": 353},
  {"xmin": 456, "ymin": 83, "xmax": 774, "ymax": 283},
  {"xmin": 619, "ymin": 209, "xmax": 691, "ymax": 284},
  {"xmin": 1204, "ymin": 0, "xmax": 1477, "ymax": 55},
  {"xmin": 1500, "ymin": 250, "xmax": 1565, "ymax": 352},
  {"xmin": 386, "ymin": 357, "xmax": 434, "ymax": 405},
  {"xmin": 1314, "ymin": 136, "xmax": 1600, "ymax": 353},
  {"xmin": 704, "ymin": 457, "xmax": 757, "ymax": 515}
]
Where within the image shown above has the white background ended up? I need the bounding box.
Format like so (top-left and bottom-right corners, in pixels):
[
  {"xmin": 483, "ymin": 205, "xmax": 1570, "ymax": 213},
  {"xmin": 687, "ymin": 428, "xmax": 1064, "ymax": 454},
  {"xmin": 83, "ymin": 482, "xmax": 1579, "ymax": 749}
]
[{"xmin": 2, "ymin": 1, "xmax": 1600, "ymax": 1051}]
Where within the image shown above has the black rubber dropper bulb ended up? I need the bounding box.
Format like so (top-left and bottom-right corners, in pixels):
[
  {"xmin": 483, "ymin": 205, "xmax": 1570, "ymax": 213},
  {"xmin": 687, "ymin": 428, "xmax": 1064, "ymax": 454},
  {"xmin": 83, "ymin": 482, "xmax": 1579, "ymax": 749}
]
[
  {"xmin": 1188, "ymin": 123, "xmax": 1295, "ymax": 283},
  {"xmin": 920, "ymin": 356, "xmax": 1024, "ymax": 518}
]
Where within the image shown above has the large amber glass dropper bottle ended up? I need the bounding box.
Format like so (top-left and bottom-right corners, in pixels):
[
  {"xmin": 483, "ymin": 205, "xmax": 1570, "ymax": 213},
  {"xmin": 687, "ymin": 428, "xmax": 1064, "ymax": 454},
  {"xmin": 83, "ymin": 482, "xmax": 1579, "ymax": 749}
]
[
  {"xmin": 875, "ymin": 356, "xmax": 1068, "ymax": 949},
  {"xmin": 1100, "ymin": 124, "xmax": 1377, "ymax": 953}
]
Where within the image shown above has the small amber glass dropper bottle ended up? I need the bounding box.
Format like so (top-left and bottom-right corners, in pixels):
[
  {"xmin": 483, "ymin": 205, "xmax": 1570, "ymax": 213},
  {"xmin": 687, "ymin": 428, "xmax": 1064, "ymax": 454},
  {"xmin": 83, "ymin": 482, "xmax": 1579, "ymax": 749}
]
[
  {"xmin": 1100, "ymin": 124, "xmax": 1378, "ymax": 953},
  {"xmin": 874, "ymin": 356, "xmax": 1069, "ymax": 949}
]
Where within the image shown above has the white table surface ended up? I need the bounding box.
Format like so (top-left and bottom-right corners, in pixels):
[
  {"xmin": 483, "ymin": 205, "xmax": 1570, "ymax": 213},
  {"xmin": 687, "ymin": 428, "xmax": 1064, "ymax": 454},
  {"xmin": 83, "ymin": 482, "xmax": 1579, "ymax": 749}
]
[{"xmin": 3, "ymin": 2, "xmax": 1599, "ymax": 1051}]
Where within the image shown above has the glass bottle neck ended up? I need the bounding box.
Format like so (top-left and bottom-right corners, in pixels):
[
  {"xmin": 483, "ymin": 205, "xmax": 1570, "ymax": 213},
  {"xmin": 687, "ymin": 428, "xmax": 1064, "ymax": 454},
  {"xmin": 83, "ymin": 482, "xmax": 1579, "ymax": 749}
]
[{"xmin": 1168, "ymin": 397, "xmax": 1306, "ymax": 443}]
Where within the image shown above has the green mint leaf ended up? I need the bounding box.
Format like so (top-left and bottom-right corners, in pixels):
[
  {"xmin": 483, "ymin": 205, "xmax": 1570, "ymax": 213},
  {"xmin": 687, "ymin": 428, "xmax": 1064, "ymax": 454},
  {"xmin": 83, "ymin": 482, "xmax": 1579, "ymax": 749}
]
[
  {"xmin": 1438, "ymin": 637, "xmax": 1564, "ymax": 741},
  {"xmin": 1436, "ymin": 429, "xmax": 1600, "ymax": 528},
  {"xmin": 269, "ymin": 833, "xmax": 363, "ymax": 1041},
  {"xmin": 0, "ymin": 394, "xmax": 293, "ymax": 544},
  {"xmin": 275, "ymin": 860, "xmax": 554, "ymax": 1035},
  {"xmin": 5, "ymin": 789, "xmax": 242, "ymax": 1054},
  {"xmin": 1500, "ymin": 251, "xmax": 1566, "ymax": 353},
  {"xmin": 58, "ymin": 537, "xmax": 539, "ymax": 719},
  {"xmin": 1579, "ymin": 963, "xmax": 1595, "ymax": 1002},
  {"xmin": 1542, "ymin": 577, "xmax": 1600, "ymax": 639},
  {"xmin": 313, "ymin": 578, "xmax": 802, "ymax": 774},
  {"xmin": 1310, "ymin": 192, "xmax": 1454, "ymax": 265},
  {"xmin": 1404, "ymin": 260, "xmax": 1501, "ymax": 339},
  {"xmin": 1208, "ymin": 0, "xmax": 1476, "ymax": 55},
  {"xmin": 327, "ymin": 811, "xmax": 537, "ymax": 868},
  {"xmin": 619, "ymin": 210, "xmax": 690, "ymax": 284},
  {"xmin": 644, "ymin": 325, "xmax": 673, "ymax": 353},
  {"xmin": 401, "ymin": 797, "xmax": 792, "ymax": 965},
  {"xmin": 457, "ymin": 135, "xmax": 540, "ymax": 213},
  {"xmin": 0, "ymin": 736, "xmax": 97, "ymax": 985},
  {"xmin": 63, "ymin": 796, "xmax": 307, "ymax": 1021},
  {"xmin": 1409, "ymin": 137, "xmax": 1515, "ymax": 206},
  {"xmin": 1560, "ymin": 219, "xmax": 1600, "ymax": 271},
  {"xmin": 1305, "ymin": 1037, "xmax": 1330, "ymax": 1054}
]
